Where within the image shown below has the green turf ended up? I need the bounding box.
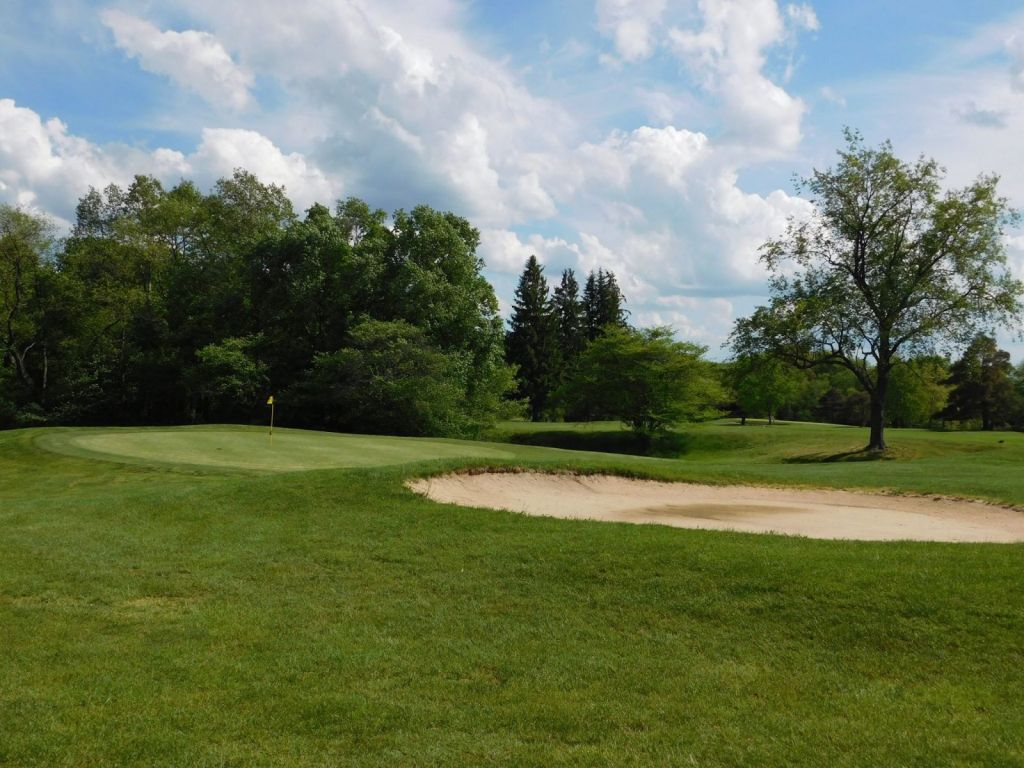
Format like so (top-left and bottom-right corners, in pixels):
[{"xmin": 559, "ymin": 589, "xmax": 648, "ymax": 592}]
[
  {"xmin": 2, "ymin": 421, "xmax": 1023, "ymax": 766},
  {"xmin": 36, "ymin": 425, "xmax": 516, "ymax": 472}
]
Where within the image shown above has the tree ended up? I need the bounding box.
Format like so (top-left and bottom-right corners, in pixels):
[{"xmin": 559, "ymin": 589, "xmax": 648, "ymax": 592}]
[
  {"xmin": 506, "ymin": 255, "xmax": 559, "ymax": 421},
  {"xmin": 731, "ymin": 131, "xmax": 1023, "ymax": 451},
  {"xmin": 886, "ymin": 356, "xmax": 949, "ymax": 428},
  {"xmin": 730, "ymin": 354, "xmax": 804, "ymax": 425},
  {"xmin": 940, "ymin": 334, "xmax": 1015, "ymax": 429},
  {"xmin": 287, "ymin": 319, "xmax": 470, "ymax": 436},
  {"xmin": 582, "ymin": 268, "xmax": 628, "ymax": 340},
  {"xmin": 552, "ymin": 268, "xmax": 586, "ymax": 368},
  {"xmin": 190, "ymin": 336, "xmax": 268, "ymax": 422},
  {"xmin": 0, "ymin": 206, "xmax": 56, "ymax": 399},
  {"xmin": 558, "ymin": 326, "xmax": 721, "ymax": 435}
]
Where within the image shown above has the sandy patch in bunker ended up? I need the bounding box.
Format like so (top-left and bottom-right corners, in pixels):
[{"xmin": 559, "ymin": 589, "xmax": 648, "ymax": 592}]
[{"xmin": 408, "ymin": 472, "xmax": 1024, "ymax": 543}]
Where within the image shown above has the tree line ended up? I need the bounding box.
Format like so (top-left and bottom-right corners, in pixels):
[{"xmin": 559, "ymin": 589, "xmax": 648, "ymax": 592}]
[
  {"xmin": 1, "ymin": 172, "xmax": 516, "ymax": 435},
  {"xmin": 727, "ymin": 334, "xmax": 1024, "ymax": 431},
  {"xmin": 3, "ymin": 132, "xmax": 1022, "ymax": 446}
]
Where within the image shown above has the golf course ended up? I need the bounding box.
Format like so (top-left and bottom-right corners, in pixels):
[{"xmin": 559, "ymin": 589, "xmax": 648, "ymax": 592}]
[{"xmin": 3, "ymin": 421, "xmax": 1024, "ymax": 766}]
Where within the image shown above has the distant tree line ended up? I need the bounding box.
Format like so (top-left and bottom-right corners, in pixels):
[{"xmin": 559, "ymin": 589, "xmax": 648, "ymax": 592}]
[
  {"xmin": 0, "ymin": 172, "xmax": 516, "ymax": 435},
  {"xmin": 725, "ymin": 334, "xmax": 1024, "ymax": 431}
]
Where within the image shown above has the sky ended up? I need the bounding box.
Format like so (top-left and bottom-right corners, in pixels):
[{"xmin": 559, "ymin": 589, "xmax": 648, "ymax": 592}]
[{"xmin": 3, "ymin": 0, "xmax": 1024, "ymax": 358}]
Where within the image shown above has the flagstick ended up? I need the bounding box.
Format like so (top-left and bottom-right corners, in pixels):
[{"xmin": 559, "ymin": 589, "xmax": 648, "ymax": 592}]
[{"xmin": 269, "ymin": 399, "xmax": 275, "ymax": 443}]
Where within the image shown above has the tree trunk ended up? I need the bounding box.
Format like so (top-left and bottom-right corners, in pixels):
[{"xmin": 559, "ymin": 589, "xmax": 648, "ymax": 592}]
[{"xmin": 867, "ymin": 369, "xmax": 889, "ymax": 452}]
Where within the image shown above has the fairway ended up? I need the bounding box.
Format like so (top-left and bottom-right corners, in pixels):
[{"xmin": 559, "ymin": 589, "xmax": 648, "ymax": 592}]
[
  {"xmin": 4, "ymin": 421, "xmax": 1024, "ymax": 767},
  {"xmin": 35, "ymin": 425, "xmax": 515, "ymax": 471}
]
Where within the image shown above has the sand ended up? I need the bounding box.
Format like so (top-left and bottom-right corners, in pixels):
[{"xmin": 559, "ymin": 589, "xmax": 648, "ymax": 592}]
[{"xmin": 408, "ymin": 472, "xmax": 1024, "ymax": 543}]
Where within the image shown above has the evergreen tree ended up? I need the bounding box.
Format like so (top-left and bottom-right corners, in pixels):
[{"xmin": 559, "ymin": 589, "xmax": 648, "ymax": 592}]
[
  {"xmin": 552, "ymin": 269, "xmax": 586, "ymax": 369},
  {"xmin": 597, "ymin": 269, "xmax": 627, "ymax": 328},
  {"xmin": 506, "ymin": 255, "xmax": 558, "ymax": 421},
  {"xmin": 940, "ymin": 334, "xmax": 1016, "ymax": 429},
  {"xmin": 583, "ymin": 270, "xmax": 601, "ymax": 341},
  {"xmin": 583, "ymin": 268, "xmax": 628, "ymax": 340}
]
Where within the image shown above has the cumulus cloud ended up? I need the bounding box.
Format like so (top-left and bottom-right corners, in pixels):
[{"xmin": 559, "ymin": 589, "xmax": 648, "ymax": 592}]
[
  {"xmin": 0, "ymin": 100, "xmax": 333, "ymax": 221},
  {"xmin": 0, "ymin": 98, "xmax": 143, "ymax": 220},
  {"xmin": 578, "ymin": 126, "xmax": 710, "ymax": 192},
  {"xmin": 173, "ymin": 0, "xmax": 572, "ymax": 227},
  {"xmin": 667, "ymin": 0, "xmax": 808, "ymax": 151},
  {"xmin": 101, "ymin": 9, "xmax": 254, "ymax": 110},
  {"xmin": 191, "ymin": 128, "xmax": 338, "ymax": 211}
]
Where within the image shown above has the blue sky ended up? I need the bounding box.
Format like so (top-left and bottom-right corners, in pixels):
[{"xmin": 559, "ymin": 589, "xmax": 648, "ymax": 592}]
[{"xmin": 3, "ymin": 0, "xmax": 1024, "ymax": 357}]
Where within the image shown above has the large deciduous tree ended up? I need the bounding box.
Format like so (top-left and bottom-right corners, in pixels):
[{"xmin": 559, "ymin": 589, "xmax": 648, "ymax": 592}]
[{"xmin": 731, "ymin": 131, "xmax": 1023, "ymax": 451}]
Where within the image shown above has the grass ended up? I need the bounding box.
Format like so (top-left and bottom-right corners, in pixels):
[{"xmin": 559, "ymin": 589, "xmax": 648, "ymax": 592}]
[
  {"xmin": 1, "ymin": 421, "xmax": 1023, "ymax": 766},
  {"xmin": 36, "ymin": 425, "xmax": 517, "ymax": 472}
]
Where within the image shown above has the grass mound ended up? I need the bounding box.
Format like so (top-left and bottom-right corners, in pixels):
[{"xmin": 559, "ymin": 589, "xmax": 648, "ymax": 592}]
[{"xmin": 35, "ymin": 425, "xmax": 515, "ymax": 472}]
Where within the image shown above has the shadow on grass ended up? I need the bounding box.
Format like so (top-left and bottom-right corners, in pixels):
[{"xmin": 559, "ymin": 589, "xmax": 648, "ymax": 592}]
[
  {"xmin": 505, "ymin": 429, "xmax": 696, "ymax": 458},
  {"xmin": 783, "ymin": 447, "xmax": 908, "ymax": 463}
]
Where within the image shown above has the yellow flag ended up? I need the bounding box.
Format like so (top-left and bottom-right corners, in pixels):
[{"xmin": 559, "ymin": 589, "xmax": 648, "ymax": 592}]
[{"xmin": 267, "ymin": 395, "xmax": 274, "ymax": 405}]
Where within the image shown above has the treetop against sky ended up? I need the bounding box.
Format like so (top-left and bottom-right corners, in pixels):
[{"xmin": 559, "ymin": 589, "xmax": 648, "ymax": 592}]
[{"xmin": 2, "ymin": 0, "xmax": 1024, "ymax": 356}]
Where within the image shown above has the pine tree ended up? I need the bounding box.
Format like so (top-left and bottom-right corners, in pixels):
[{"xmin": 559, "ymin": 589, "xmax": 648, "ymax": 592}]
[
  {"xmin": 552, "ymin": 269, "xmax": 586, "ymax": 369},
  {"xmin": 506, "ymin": 255, "xmax": 558, "ymax": 421},
  {"xmin": 940, "ymin": 334, "xmax": 1016, "ymax": 430},
  {"xmin": 583, "ymin": 268, "xmax": 628, "ymax": 340},
  {"xmin": 583, "ymin": 270, "xmax": 601, "ymax": 341},
  {"xmin": 597, "ymin": 269, "xmax": 627, "ymax": 328}
]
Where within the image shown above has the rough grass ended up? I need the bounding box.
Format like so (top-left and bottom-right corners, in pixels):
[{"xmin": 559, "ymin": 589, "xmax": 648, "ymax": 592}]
[{"xmin": 1, "ymin": 422, "xmax": 1023, "ymax": 766}]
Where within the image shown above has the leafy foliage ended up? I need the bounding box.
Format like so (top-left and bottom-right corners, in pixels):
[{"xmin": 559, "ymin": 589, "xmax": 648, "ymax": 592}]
[
  {"xmin": 558, "ymin": 326, "xmax": 722, "ymax": 434},
  {"xmin": 1, "ymin": 174, "xmax": 514, "ymax": 436},
  {"xmin": 287, "ymin": 320, "xmax": 473, "ymax": 436}
]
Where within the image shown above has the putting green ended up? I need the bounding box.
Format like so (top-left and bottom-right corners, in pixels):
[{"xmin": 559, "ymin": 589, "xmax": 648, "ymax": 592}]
[{"xmin": 36, "ymin": 426, "xmax": 515, "ymax": 472}]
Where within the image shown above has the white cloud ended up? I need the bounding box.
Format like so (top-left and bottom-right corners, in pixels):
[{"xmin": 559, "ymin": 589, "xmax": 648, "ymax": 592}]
[
  {"xmin": 192, "ymin": 128, "xmax": 338, "ymax": 212},
  {"xmin": 0, "ymin": 100, "xmax": 333, "ymax": 221},
  {"xmin": 101, "ymin": 9, "xmax": 253, "ymax": 110},
  {"xmin": 785, "ymin": 3, "xmax": 819, "ymax": 32},
  {"xmin": 5, "ymin": 0, "xmax": 836, "ymax": 351},
  {"xmin": 174, "ymin": 0, "xmax": 573, "ymax": 227},
  {"xmin": 579, "ymin": 126, "xmax": 710, "ymax": 192},
  {"xmin": 667, "ymin": 0, "xmax": 808, "ymax": 151},
  {"xmin": 596, "ymin": 0, "xmax": 667, "ymax": 62},
  {"xmin": 0, "ymin": 98, "xmax": 138, "ymax": 221}
]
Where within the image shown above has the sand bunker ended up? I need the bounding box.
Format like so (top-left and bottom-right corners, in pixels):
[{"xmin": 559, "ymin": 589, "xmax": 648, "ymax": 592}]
[{"xmin": 409, "ymin": 472, "xmax": 1024, "ymax": 543}]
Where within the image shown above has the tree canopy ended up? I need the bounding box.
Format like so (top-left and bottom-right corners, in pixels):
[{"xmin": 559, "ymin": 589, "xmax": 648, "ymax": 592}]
[
  {"xmin": 558, "ymin": 326, "xmax": 722, "ymax": 435},
  {"xmin": 0, "ymin": 173, "xmax": 515, "ymax": 436}
]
